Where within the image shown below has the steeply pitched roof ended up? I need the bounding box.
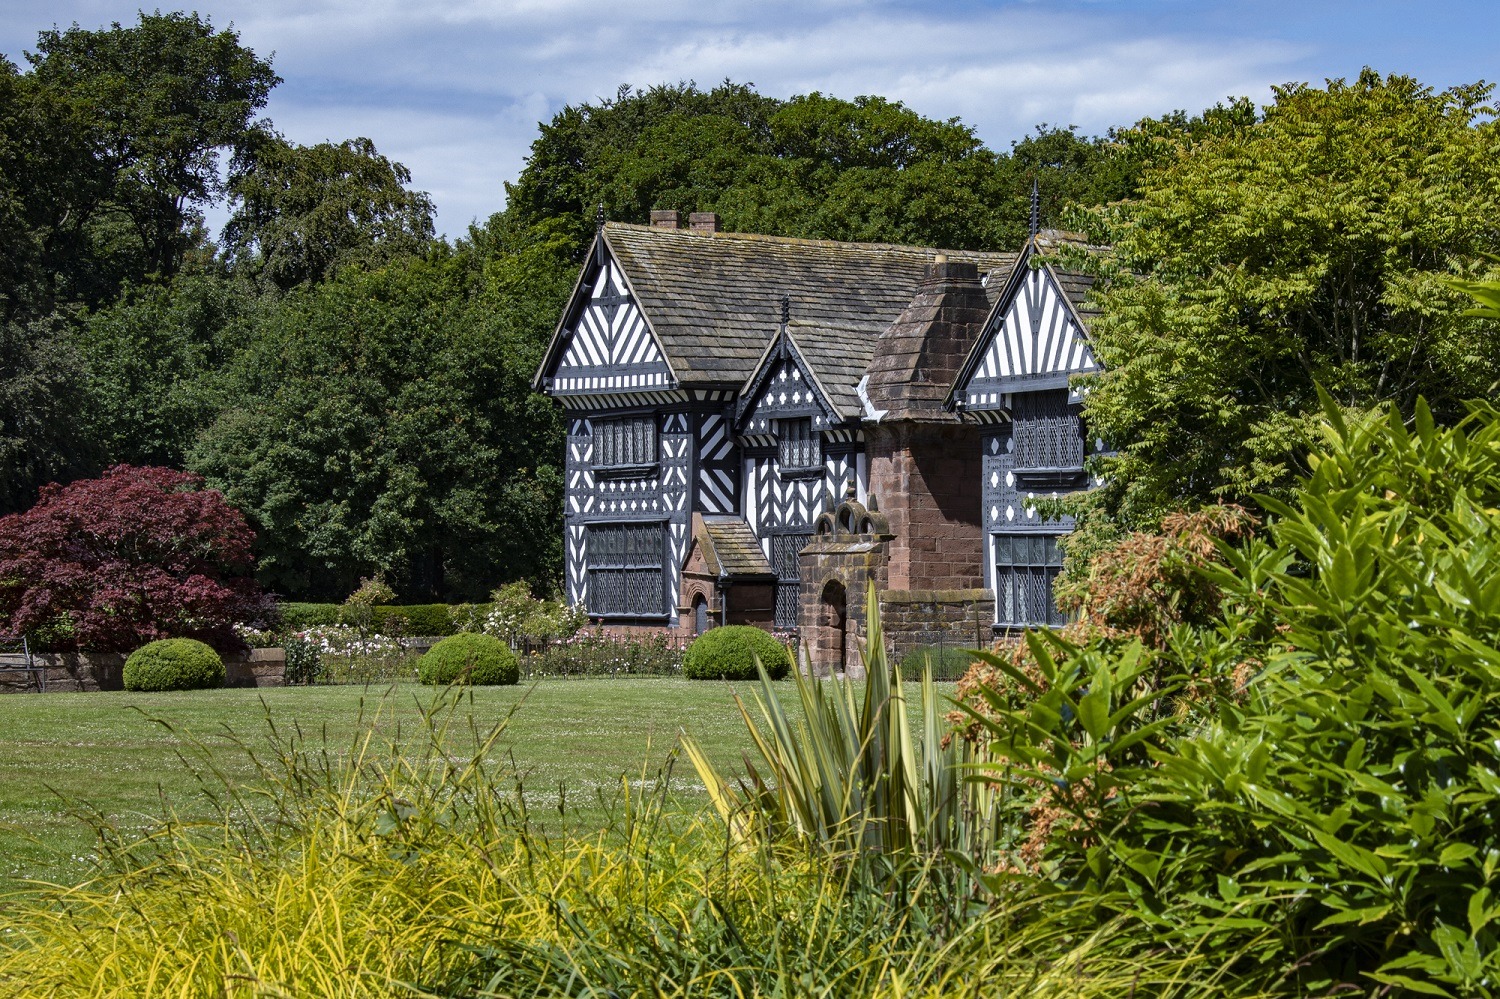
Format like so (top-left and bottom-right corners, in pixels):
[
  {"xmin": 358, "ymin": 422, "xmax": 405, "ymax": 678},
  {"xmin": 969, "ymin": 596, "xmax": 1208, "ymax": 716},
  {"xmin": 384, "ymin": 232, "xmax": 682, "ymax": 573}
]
[
  {"xmin": 600, "ymin": 223, "xmax": 1017, "ymax": 388},
  {"xmin": 690, "ymin": 515, "xmax": 775, "ymax": 579}
]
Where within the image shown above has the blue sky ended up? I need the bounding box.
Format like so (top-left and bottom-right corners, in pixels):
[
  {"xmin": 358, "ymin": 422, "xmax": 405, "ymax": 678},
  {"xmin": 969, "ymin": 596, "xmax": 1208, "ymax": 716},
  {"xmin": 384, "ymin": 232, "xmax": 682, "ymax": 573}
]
[{"xmin": 3, "ymin": 1, "xmax": 1492, "ymax": 239}]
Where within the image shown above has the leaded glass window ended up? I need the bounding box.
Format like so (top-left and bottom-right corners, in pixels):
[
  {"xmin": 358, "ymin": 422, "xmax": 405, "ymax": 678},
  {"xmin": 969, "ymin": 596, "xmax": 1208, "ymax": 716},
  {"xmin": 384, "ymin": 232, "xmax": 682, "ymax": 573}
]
[
  {"xmin": 777, "ymin": 419, "xmax": 820, "ymax": 471},
  {"xmin": 1011, "ymin": 391, "xmax": 1083, "ymax": 469},
  {"xmin": 771, "ymin": 532, "xmax": 810, "ymax": 630},
  {"xmin": 594, "ymin": 415, "xmax": 657, "ymax": 468},
  {"xmin": 994, "ymin": 533, "xmax": 1066, "ymax": 627},
  {"xmin": 586, "ymin": 523, "xmax": 664, "ymax": 616}
]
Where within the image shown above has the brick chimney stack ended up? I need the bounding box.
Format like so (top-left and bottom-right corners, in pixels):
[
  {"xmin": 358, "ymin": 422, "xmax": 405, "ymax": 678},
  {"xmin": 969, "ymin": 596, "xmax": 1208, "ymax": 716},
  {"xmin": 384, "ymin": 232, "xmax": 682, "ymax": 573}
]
[
  {"xmin": 650, "ymin": 209, "xmax": 682, "ymax": 229},
  {"xmin": 688, "ymin": 212, "xmax": 721, "ymax": 233},
  {"xmin": 861, "ymin": 253, "xmax": 991, "ymax": 593}
]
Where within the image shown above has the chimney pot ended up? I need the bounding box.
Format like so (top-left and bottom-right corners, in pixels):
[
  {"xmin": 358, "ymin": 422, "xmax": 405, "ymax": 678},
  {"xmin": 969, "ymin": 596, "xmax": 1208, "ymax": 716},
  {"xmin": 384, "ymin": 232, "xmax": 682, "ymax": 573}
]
[
  {"xmin": 689, "ymin": 211, "xmax": 721, "ymax": 233},
  {"xmin": 650, "ymin": 209, "xmax": 682, "ymax": 229}
]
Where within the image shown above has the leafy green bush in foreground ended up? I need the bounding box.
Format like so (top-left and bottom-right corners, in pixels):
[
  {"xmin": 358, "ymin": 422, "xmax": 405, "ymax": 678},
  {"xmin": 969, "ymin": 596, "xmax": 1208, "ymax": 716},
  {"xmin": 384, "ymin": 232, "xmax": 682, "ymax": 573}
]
[
  {"xmin": 682, "ymin": 625, "xmax": 790, "ymax": 680},
  {"xmin": 122, "ymin": 638, "xmax": 225, "ymax": 691},
  {"xmin": 963, "ymin": 394, "xmax": 1500, "ymax": 995}
]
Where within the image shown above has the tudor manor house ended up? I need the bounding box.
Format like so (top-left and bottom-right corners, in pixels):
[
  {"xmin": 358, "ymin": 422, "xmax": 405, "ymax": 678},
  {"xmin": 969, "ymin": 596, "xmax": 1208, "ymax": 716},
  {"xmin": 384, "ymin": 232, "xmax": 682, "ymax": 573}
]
[{"xmin": 534, "ymin": 209, "xmax": 1102, "ymax": 673}]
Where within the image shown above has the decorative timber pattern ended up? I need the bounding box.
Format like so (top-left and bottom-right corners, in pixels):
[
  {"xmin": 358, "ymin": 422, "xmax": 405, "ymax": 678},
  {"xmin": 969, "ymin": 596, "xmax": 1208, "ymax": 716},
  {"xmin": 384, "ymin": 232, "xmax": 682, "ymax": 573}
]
[
  {"xmin": 750, "ymin": 457, "xmax": 822, "ymax": 535},
  {"xmin": 962, "ymin": 266, "xmax": 1098, "ymax": 410},
  {"xmin": 662, "ymin": 413, "xmax": 692, "ymax": 612},
  {"xmin": 740, "ymin": 357, "xmax": 836, "ymax": 435},
  {"xmin": 552, "ymin": 261, "xmax": 674, "ymax": 394},
  {"xmin": 696, "ymin": 412, "xmax": 738, "ymax": 515}
]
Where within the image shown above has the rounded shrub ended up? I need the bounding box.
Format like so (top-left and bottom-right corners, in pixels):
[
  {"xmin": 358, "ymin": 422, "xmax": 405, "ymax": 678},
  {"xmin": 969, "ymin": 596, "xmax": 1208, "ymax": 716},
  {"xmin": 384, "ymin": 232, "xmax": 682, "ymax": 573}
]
[
  {"xmin": 417, "ymin": 632, "xmax": 518, "ymax": 686},
  {"xmin": 122, "ymin": 638, "xmax": 226, "ymax": 692},
  {"xmin": 682, "ymin": 626, "xmax": 791, "ymax": 681}
]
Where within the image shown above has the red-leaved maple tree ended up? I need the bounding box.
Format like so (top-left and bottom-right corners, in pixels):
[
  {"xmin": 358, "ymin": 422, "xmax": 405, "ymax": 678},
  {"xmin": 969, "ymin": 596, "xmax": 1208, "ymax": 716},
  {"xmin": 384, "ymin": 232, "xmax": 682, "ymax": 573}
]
[{"xmin": 0, "ymin": 465, "xmax": 268, "ymax": 651}]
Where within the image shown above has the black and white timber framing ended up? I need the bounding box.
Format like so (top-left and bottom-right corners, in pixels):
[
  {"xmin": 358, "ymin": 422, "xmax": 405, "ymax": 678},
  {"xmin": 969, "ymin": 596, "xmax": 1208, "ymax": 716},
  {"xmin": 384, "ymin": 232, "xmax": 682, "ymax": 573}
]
[
  {"xmin": 537, "ymin": 220, "xmax": 1099, "ymax": 630},
  {"xmin": 952, "ymin": 240, "xmax": 1102, "ymax": 627}
]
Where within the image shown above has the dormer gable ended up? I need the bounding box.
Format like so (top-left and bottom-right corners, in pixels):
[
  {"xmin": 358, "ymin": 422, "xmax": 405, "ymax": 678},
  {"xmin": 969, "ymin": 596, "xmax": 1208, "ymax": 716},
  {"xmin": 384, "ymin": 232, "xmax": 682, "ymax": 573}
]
[
  {"xmin": 534, "ymin": 233, "xmax": 677, "ymax": 397},
  {"xmin": 735, "ymin": 327, "xmax": 840, "ymax": 438},
  {"xmin": 952, "ymin": 244, "xmax": 1100, "ymax": 415}
]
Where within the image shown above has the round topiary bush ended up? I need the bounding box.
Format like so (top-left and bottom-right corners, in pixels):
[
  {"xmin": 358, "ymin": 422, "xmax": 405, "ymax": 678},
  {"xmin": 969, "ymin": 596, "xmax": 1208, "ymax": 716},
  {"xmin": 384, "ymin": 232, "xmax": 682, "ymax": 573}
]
[
  {"xmin": 682, "ymin": 626, "xmax": 791, "ymax": 681},
  {"xmin": 417, "ymin": 632, "xmax": 519, "ymax": 686},
  {"xmin": 122, "ymin": 638, "xmax": 226, "ymax": 692}
]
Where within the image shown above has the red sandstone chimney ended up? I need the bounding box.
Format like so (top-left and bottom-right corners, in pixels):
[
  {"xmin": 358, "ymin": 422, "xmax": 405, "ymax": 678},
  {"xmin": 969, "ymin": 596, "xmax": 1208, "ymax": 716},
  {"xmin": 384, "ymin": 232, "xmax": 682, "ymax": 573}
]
[
  {"xmin": 688, "ymin": 211, "xmax": 721, "ymax": 233},
  {"xmin": 651, "ymin": 209, "xmax": 682, "ymax": 229},
  {"xmin": 860, "ymin": 253, "xmax": 991, "ymax": 593},
  {"xmin": 862, "ymin": 254, "xmax": 990, "ymax": 420}
]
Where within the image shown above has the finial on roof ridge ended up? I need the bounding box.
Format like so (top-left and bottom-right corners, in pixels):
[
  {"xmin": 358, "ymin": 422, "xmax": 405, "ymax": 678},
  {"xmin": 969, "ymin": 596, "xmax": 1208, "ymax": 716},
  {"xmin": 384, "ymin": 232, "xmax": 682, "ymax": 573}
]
[
  {"xmin": 780, "ymin": 293, "xmax": 790, "ymax": 328},
  {"xmin": 595, "ymin": 203, "xmax": 606, "ymax": 232},
  {"xmin": 1029, "ymin": 178, "xmax": 1040, "ymax": 244}
]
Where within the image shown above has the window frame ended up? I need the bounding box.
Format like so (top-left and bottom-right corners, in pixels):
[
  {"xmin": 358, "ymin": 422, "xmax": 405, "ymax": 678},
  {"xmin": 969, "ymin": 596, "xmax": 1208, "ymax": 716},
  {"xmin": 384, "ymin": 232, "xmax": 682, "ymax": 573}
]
[
  {"xmin": 592, "ymin": 415, "xmax": 659, "ymax": 474},
  {"xmin": 776, "ymin": 418, "xmax": 822, "ymax": 475},
  {"xmin": 585, "ymin": 521, "xmax": 666, "ymax": 618},
  {"xmin": 992, "ymin": 532, "xmax": 1067, "ymax": 628}
]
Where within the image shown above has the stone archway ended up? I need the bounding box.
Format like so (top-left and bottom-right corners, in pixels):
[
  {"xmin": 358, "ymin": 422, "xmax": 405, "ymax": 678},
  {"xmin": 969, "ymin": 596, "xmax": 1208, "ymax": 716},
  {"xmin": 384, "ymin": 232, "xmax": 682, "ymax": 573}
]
[{"xmin": 816, "ymin": 578, "xmax": 848, "ymax": 674}]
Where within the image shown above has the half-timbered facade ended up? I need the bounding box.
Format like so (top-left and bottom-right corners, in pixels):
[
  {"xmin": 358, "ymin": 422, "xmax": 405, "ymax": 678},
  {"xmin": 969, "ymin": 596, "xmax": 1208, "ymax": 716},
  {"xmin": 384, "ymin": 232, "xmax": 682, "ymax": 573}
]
[
  {"xmin": 537, "ymin": 212, "xmax": 1099, "ymax": 663},
  {"xmin": 951, "ymin": 236, "xmax": 1101, "ymax": 629}
]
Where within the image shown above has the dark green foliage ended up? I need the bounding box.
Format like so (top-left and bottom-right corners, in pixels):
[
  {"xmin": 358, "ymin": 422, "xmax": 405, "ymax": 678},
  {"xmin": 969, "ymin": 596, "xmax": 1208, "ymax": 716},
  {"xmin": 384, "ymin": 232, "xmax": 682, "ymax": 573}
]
[
  {"xmin": 26, "ymin": 12, "xmax": 279, "ymax": 282},
  {"xmin": 1076, "ymin": 71, "xmax": 1500, "ymax": 535},
  {"xmin": 682, "ymin": 626, "xmax": 790, "ymax": 681},
  {"xmin": 967, "ymin": 391, "xmax": 1500, "ymax": 993},
  {"xmin": 279, "ymin": 602, "xmax": 458, "ymax": 637},
  {"xmin": 0, "ymin": 313, "xmax": 94, "ymax": 514},
  {"xmin": 122, "ymin": 638, "xmax": 225, "ymax": 691},
  {"xmin": 371, "ymin": 604, "xmax": 453, "ymax": 637},
  {"xmin": 77, "ymin": 275, "xmax": 260, "ymax": 469},
  {"xmin": 417, "ymin": 633, "xmax": 517, "ymax": 686},
  {"xmin": 189, "ymin": 249, "xmax": 569, "ymax": 600},
  {"xmin": 278, "ymin": 603, "xmax": 341, "ymax": 630},
  {"xmin": 500, "ymin": 82, "xmax": 1140, "ymax": 261},
  {"xmin": 225, "ymin": 136, "xmax": 435, "ymax": 290}
]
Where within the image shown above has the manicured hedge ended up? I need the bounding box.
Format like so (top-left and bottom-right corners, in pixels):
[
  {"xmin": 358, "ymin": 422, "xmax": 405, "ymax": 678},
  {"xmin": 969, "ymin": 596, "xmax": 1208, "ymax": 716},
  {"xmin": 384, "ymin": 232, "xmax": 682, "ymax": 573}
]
[
  {"xmin": 279, "ymin": 602, "xmax": 341, "ymax": 630},
  {"xmin": 277, "ymin": 602, "xmax": 464, "ymax": 636},
  {"xmin": 123, "ymin": 638, "xmax": 226, "ymax": 691},
  {"xmin": 417, "ymin": 633, "xmax": 519, "ymax": 686},
  {"xmin": 682, "ymin": 626, "xmax": 791, "ymax": 681}
]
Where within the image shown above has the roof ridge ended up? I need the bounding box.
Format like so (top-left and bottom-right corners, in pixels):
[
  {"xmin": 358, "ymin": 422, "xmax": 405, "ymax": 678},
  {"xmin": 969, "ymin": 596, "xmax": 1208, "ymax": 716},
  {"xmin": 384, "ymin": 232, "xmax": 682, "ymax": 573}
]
[{"xmin": 605, "ymin": 221, "xmax": 1015, "ymax": 260}]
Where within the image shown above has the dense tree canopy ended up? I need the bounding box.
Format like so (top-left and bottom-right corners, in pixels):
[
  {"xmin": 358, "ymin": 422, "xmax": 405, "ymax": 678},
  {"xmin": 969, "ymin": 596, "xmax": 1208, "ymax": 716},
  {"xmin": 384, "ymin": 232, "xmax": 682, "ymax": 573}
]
[
  {"xmin": 189, "ymin": 237, "xmax": 572, "ymax": 601},
  {"xmin": 26, "ymin": 12, "xmax": 279, "ymax": 285},
  {"xmin": 499, "ymin": 82, "xmax": 1133, "ymax": 256},
  {"xmin": 225, "ymin": 136, "xmax": 437, "ymax": 290},
  {"xmin": 1072, "ymin": 71, "xmax": 1500, "ymax": 537}
]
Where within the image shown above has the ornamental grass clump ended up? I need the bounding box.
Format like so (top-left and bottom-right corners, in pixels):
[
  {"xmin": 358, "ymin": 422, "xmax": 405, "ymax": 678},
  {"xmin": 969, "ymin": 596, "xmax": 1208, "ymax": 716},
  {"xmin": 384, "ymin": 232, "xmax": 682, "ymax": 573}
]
[
  {"xmin": 121, "ymin": 637, "xmax": 225, "ymax": 691},
  {"xmin": 681, "ymin": 625, "xmax": 790, "ymax": 680},
  {"xmin": 417, "ymin": 632, "xmax": 518, "ymax": 685}
]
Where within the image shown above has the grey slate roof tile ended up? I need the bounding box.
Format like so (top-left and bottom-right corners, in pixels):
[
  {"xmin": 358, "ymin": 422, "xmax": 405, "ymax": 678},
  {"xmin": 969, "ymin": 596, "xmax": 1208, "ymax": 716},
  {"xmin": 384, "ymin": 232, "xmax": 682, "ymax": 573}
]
[{"xmin": 603, "ymin": 223, "xmax": 1017, "ymax": 391}]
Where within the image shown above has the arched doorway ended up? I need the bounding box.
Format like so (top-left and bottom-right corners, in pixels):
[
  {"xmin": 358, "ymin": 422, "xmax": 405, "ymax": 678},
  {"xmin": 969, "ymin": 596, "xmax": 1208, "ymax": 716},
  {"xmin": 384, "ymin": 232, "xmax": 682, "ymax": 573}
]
[
  {"xmin": 693, "ymin": 595, "xmax": 710, "ymax": 635},
  {"xmin": 819, "ymin": 579, "xmax": 848, "ymax": 674}
]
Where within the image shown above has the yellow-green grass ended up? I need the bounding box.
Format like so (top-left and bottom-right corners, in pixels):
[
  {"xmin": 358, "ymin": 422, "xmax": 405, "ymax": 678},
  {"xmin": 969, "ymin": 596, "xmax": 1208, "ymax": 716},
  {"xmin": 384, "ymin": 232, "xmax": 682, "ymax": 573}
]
[{"xmin": 0, "ymin": 678, "xmax": 821, "ymax": 891}]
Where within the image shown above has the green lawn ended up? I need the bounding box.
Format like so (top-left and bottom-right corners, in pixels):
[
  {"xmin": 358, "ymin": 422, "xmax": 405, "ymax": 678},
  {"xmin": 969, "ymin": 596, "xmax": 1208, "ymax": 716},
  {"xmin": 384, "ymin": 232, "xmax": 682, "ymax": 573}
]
[{"xmin": 0, "ymin": 678, "xmax": 827, "ymax": 890}]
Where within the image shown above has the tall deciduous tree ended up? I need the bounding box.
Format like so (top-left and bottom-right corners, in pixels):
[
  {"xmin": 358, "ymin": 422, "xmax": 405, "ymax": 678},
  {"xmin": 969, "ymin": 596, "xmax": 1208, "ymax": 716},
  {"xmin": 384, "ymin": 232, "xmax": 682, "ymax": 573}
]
[
  {"xmin": 225, "ymin": 136, "xmax": 436, "ymax": 290},
  {"xmin": 190, "ymin": 234, "xmax": 572, "ymax": 601},
  {"xmin": 1075, "ymin": 71, "xmax": 1500, "ymax": 532},
  {"xmin": 26, "ymin": 11, "xmax": 279, "ymax": 283}
]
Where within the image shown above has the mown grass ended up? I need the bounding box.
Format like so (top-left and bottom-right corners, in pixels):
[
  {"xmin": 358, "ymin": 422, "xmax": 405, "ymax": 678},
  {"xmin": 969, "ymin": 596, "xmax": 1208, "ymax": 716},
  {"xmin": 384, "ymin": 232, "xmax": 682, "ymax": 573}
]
[{"xmin": 0, "ymin": 678, "xmax": 817, "ymax": 890}]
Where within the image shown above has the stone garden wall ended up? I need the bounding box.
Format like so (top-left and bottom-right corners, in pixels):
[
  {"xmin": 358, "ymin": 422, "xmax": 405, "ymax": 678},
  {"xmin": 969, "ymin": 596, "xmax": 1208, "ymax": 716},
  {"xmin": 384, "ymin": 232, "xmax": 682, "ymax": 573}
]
[{"xmin": 0, "ymin": 648, "xmax": 286, "ymax": 693}]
